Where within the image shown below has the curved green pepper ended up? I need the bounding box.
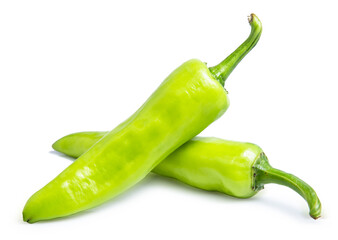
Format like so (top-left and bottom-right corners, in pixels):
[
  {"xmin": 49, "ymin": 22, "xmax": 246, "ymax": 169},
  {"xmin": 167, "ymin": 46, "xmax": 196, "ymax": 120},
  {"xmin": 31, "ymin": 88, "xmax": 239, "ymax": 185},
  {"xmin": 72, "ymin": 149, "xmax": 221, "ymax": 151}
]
[
  {"xmin": 23, "ymin": 14, "xmax": 262, "ymax": 223},
  {"xmin": 53, "ymin": 133, "xmax": 321, "ymax": 219}
]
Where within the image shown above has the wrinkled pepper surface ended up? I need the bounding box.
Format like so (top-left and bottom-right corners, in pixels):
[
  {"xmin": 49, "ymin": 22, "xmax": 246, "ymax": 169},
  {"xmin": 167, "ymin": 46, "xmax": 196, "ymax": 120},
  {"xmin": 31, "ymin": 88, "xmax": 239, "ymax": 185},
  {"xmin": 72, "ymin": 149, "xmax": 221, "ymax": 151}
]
[{"xmin": 23, "ymin": 14, "xmax": 262, "ymax": 223}]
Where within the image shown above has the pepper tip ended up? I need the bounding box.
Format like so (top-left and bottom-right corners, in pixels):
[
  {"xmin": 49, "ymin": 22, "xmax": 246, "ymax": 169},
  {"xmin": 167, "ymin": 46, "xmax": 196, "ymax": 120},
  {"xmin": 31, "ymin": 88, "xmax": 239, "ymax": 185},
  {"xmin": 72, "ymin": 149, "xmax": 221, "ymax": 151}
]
[
  {"xmin": 311, "ymin": 215, "xmax": 321, "ymax": 220},
  {"xmin": 248, "ymin": 13, "xmax": 257, "ymax": 24}
]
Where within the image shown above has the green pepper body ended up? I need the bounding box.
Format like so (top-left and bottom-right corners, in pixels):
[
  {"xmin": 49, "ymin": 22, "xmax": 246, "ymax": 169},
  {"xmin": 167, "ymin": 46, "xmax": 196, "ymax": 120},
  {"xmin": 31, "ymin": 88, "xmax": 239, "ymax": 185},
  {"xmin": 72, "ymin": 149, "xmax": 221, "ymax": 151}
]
[
  {"xmin": 23, "ymin": 60, "xmax": 229, "ymax": 222},
  {"xmin": 53, "ymin": 132, "xmax": 322, "ymax": 218},
  {"xmin": 156, "ymin": 137, "xmax": 260, "ymax": 197},
  {"xmin": 23, "ymin": 14, "xmax": 263, "ymax": 223}
]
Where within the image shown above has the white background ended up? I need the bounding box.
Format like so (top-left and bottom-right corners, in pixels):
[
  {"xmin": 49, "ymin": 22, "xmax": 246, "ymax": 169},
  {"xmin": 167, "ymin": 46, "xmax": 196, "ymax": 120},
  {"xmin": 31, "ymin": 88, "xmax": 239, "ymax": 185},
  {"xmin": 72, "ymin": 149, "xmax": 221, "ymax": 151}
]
[{"xmin": 0, "ymin": 0, "xmax": 337, "ymax": 239}]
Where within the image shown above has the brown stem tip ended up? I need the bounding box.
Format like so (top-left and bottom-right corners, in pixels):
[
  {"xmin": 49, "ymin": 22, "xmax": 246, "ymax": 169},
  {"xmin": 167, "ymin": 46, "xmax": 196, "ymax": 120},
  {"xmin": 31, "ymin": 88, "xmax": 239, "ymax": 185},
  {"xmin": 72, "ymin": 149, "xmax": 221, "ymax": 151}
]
[{"xmin": 248, "ymin": 13, "xmax": 255, "ymax": 23}]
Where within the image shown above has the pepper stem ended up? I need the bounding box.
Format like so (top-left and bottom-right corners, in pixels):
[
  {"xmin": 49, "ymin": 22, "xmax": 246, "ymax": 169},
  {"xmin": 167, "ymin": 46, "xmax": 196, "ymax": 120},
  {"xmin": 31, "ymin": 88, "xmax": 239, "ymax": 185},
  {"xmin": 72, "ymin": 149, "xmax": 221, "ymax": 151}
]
[
  {"xmin": 209, "ymin": 13, "xmax": 262, "ymax": 86},
  {"xmin": 253, "ymin": 153, "xmax": 321, "ymax": 219}
]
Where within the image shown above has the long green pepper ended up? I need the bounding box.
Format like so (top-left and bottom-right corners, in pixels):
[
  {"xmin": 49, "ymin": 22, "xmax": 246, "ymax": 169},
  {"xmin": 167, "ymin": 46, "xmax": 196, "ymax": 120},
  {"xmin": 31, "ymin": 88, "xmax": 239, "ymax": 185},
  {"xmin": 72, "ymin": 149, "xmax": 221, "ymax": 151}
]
[
  {"xmin": 23, "ymin": 14, "xmax": 262, "ymax": 223},
  {"xmin": 52, "ymin": 132, "xmax": 321, "ymax": 219}
]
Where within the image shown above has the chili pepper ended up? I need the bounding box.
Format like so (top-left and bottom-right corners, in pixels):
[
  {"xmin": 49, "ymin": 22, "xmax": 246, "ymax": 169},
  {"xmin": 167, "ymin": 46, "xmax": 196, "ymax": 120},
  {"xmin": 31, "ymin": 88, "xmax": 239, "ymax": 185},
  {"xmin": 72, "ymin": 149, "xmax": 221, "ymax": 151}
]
[
  {"xmin": 53, "ymin": 132, "xmax": 321, "ymax": 219},
  {"xmin": 23, "ymin": 14, "xmax": 262, "ymax": 223}
]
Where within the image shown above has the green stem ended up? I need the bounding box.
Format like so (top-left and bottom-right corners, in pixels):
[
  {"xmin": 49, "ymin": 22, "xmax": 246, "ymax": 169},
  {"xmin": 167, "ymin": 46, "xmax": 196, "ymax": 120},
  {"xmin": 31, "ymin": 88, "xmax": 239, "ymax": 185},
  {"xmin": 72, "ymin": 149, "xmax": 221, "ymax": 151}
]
[
  {"xmin": 209, "ymin": 13, "xmax": 262, "ymax": 86},
  {"xmin": 253, "ymin": 153, "xmax": 321, "ymax": 219}
]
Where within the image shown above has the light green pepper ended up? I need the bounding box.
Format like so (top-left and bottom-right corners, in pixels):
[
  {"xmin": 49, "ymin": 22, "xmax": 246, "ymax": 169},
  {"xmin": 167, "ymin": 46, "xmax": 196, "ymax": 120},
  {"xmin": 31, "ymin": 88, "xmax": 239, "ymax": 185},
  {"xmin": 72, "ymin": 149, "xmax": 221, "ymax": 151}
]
[
  {"xmin": 23, "ymin": 14, "xmax": 262, "ymax": 223},
  {"xmin": 53, "ymin": 133, "xmax": 321, "ymax": 219}
]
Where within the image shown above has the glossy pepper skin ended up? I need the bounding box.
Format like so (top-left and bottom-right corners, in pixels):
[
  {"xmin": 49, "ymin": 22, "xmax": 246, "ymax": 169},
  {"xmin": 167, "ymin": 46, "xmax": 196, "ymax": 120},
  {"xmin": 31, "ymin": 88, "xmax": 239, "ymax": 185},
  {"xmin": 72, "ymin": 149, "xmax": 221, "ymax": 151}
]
[
  {"xmin": 53, "ymin": 134, "xmax": 322, "ymax": 219},
  {"xmin": 23, "ymin": 14, "xmax": 262, "ymax": 223}
]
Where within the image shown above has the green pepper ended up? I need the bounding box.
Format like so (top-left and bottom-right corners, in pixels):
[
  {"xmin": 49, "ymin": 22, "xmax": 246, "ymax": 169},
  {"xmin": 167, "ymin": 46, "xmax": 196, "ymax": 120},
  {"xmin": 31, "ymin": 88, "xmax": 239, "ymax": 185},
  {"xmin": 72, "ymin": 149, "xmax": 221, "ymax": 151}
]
[
  {"xmin": 23, "ymin": 14, "xmax": 262, "ymax": 223},
  {"xmin": 53, "ymin": 132, "xmax": 321, "ymax": 219}
]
